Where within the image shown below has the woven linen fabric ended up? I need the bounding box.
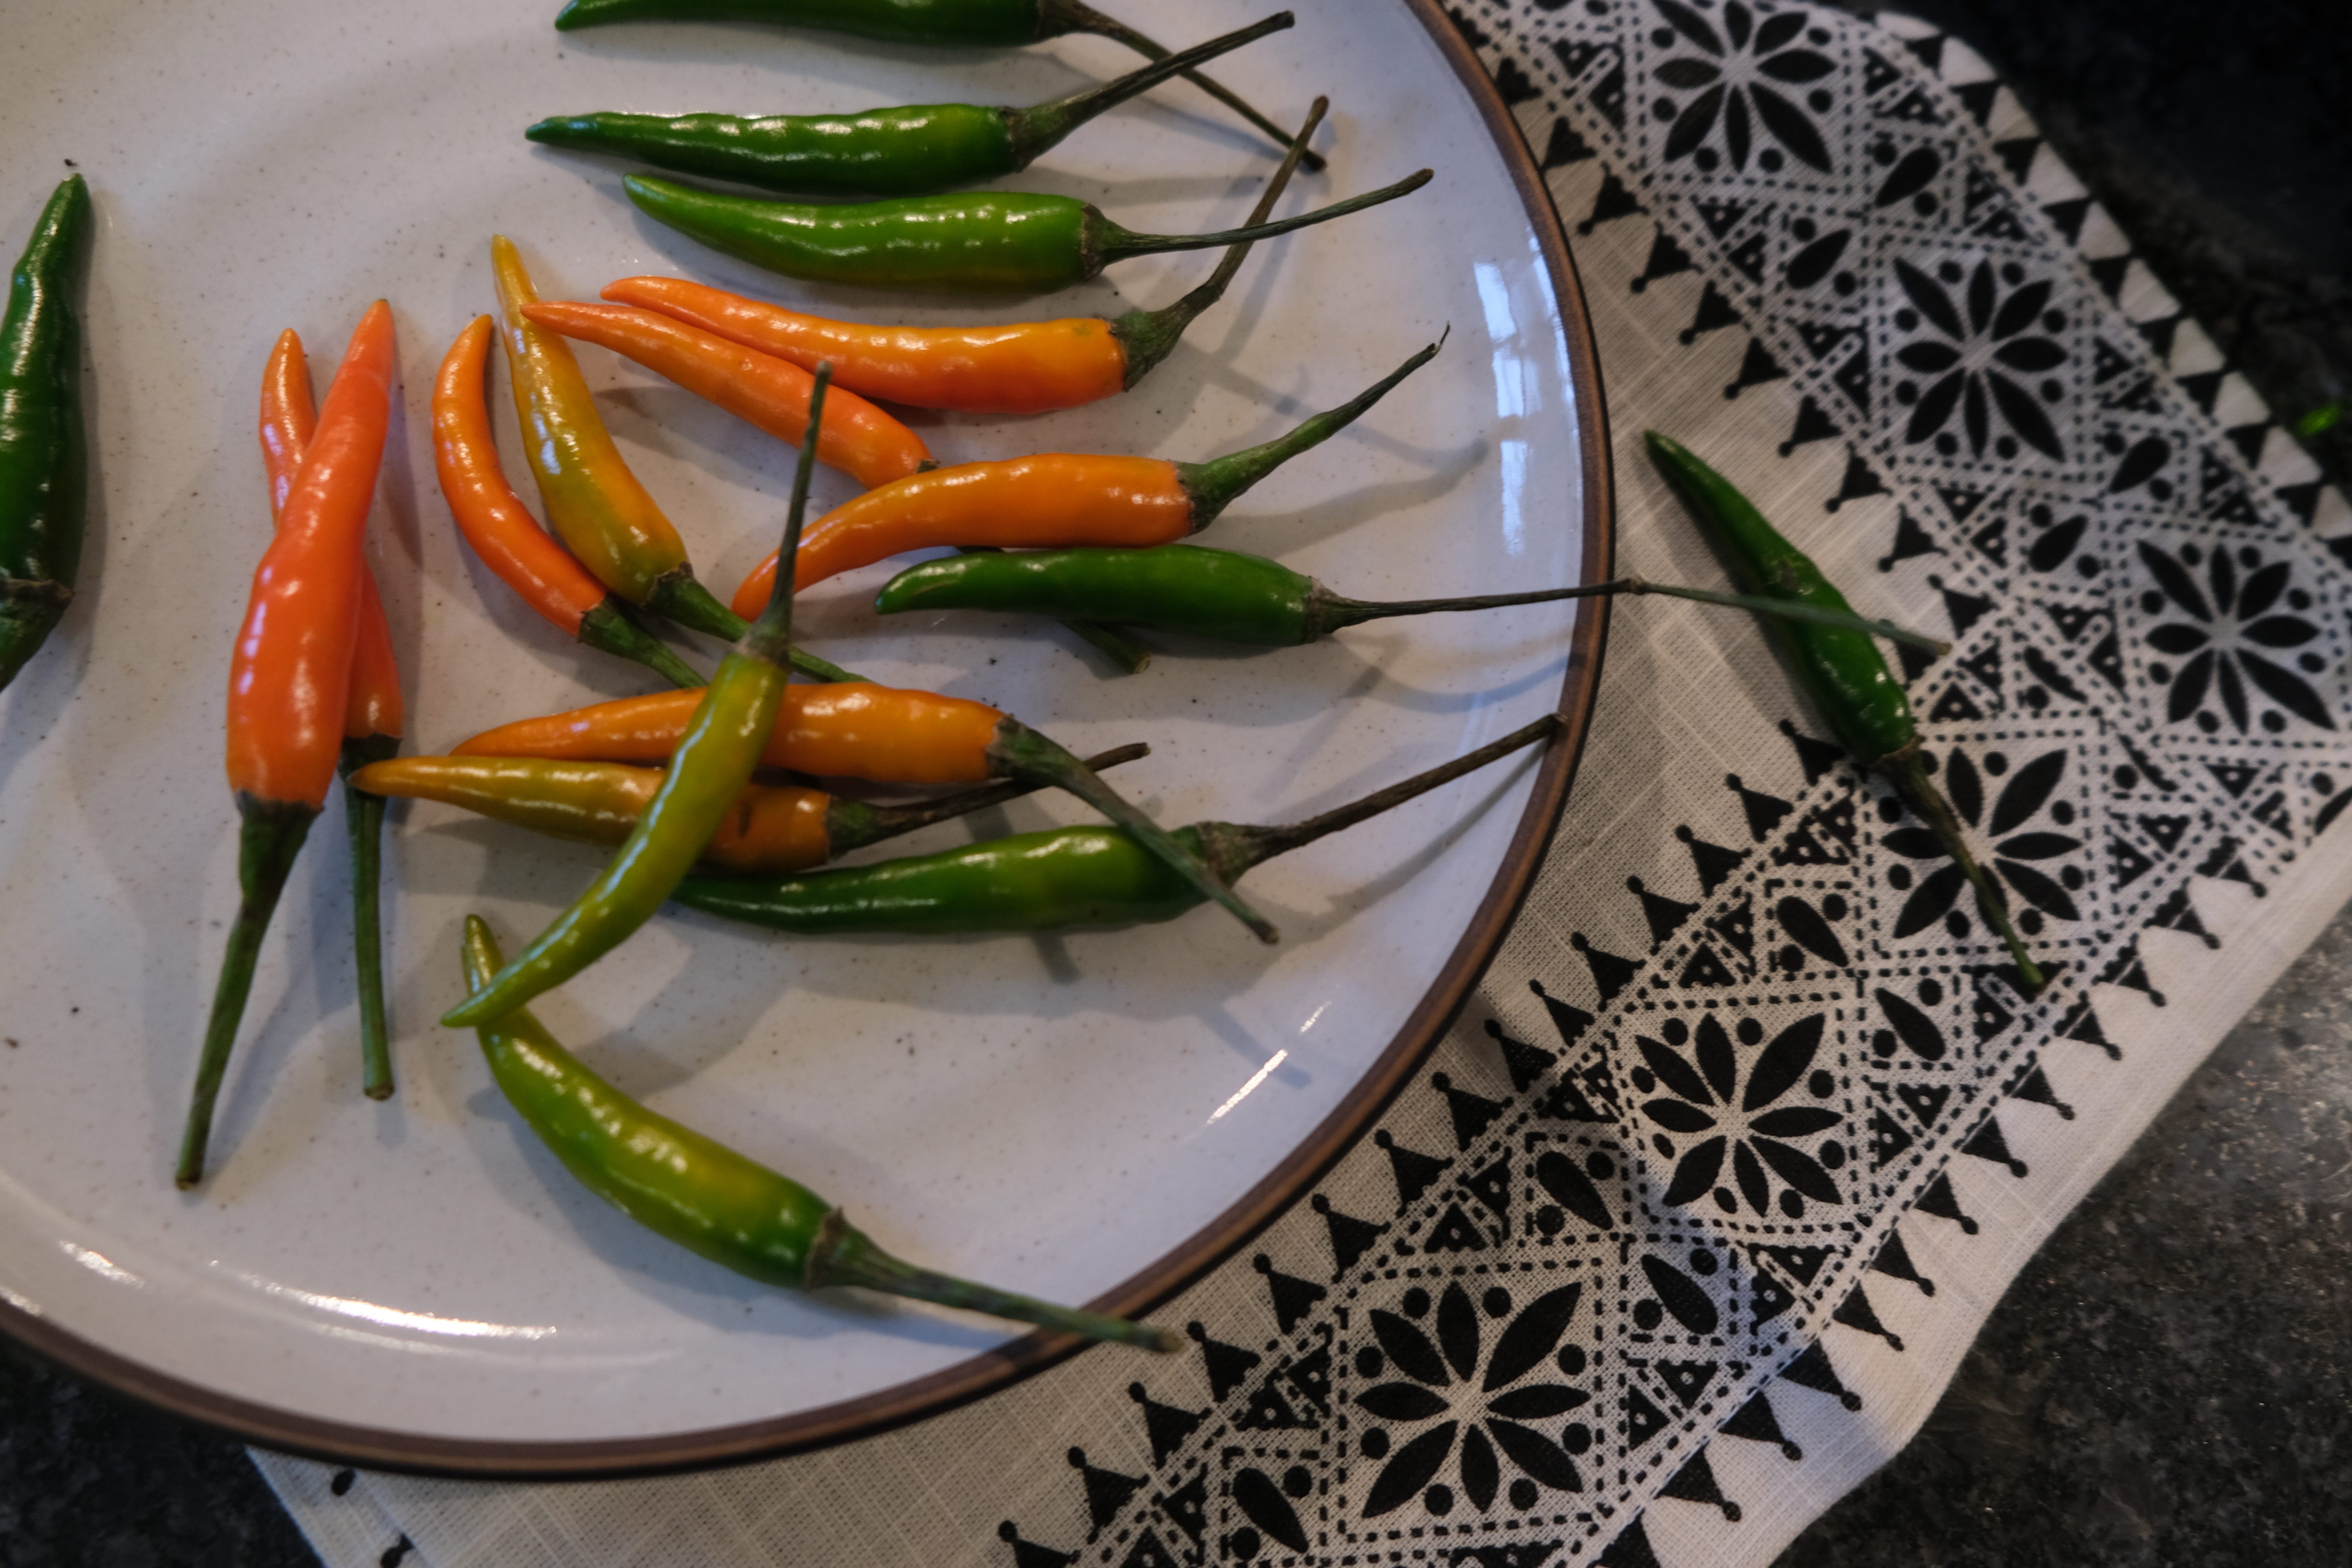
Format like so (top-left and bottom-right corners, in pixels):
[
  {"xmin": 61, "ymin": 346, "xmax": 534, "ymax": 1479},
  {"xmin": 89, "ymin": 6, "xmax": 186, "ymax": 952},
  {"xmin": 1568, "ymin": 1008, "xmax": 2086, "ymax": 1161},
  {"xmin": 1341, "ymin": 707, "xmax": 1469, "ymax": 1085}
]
[{"xmin": 257, "ymin": 5, "xmax": 2352, "ymax": 1565}]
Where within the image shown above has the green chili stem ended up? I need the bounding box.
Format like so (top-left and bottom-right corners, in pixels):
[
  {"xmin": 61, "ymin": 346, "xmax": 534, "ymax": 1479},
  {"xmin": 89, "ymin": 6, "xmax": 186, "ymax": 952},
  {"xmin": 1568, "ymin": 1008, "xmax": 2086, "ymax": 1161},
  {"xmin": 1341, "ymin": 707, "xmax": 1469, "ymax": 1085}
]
[
  {"xmin": 827, "ymin": 741, "xmax": 1150, "ymax": 853},
  {"xmin": 1112, "ymin": 95, "xmax": 1327, "ymax": 389},
  {"xmin": 1176, "ymin": 334, "xmax": 1442, "ymax": 527},
  {"xmin": 338, "ymin": 735, "xmax": 401, "ymax": 1101},
  {"xmin": 1006, "ymin": 12, "xmax": 1295, "ymax": 169},
  {"xmin": 1045, "ymin": 0, "xmax": 1325, "ymax": 174},
  {"xmin": 1092, "ymin": 168, "xmax": 1430, "ymax": 272},
  {"xmin": 742, "ymin": 362, "xmax": 828, "ymax": 667},
  {"xmin": 989, "ymin": 717, "xmax": 1278, "ymax": 943},
  {"xmin": 952, "ymin": 547, "xmax": 1148, "ymax": 672},
  {"xmin": 647, "ymin": 568, "xmax": 864, "ymax": 683},
  {"xmin": 179, "ymin": 801, "xmax": 318, "ymax": 1188},
  {"xmin": 579, "ymin": 599, "xmax": 708, "ymax": 688},
  {"xmin": 1307, "ymin": 574, "xmax": 1950, "ymax": 652},
  {"xmin": 1882, "ymin": 745, "xmax": 2047, "ymax": 993}
]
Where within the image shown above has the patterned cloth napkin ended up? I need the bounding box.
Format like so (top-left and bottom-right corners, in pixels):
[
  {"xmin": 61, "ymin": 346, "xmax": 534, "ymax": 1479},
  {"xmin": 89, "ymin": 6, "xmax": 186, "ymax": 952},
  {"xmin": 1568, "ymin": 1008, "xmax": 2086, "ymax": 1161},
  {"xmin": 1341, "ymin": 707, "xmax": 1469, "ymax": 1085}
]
[{"xmin": 256, "ymin": 3, "xmax": 2352, "ymax": 1563}]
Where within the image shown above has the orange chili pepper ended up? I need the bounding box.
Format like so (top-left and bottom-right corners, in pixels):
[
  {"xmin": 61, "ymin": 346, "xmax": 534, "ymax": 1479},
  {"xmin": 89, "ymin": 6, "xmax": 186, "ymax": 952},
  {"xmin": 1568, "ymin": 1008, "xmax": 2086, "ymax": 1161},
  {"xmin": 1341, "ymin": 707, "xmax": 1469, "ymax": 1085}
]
[
  {"xmin": 518, "ymin": 300, "xmax": 930, "ymax": 489},
  {"xmin": 432, "ymin": 315, "xmax": 705, "ymax": 690},
  {"xmin": 727, "ymin": 338, "xmax": 1440, "ymax": 617},
  {"xmin": 185, "ymin": 300, "xmax": 396, "ymax": 1188}
]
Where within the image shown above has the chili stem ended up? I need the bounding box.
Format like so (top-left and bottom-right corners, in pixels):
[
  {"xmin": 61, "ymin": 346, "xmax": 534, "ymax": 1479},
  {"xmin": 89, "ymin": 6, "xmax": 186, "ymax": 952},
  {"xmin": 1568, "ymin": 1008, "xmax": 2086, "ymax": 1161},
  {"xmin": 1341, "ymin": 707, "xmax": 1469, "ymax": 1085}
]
[
  {"xmin": 647, "ymin": 570, "xmax": 864, "ymax": 683},
  {"xmin": 828, "ymin": 742, "xmax": 1150, "ymax": 851},
  {"xmin": 578, "ymin": 599, "xmax": 709, "ymax": 688},
  {"xmin": 1094, "ymin": 169, "xmax": 1429, "ymax": 272},
  {"xmin": 812, "ymin": 1212, "xmax": 1179, "ymax": 1351},
  {"xmin": 1178, "ymin": 334, "xmax": 1443, "ymax": 526},
  {"xmin": 1006, "ymin": 12, "xmax": 1296, "ymax": 169},
  {"xmin": 339, "ymin": 735, "xmax": 400, "ymax": 1101},
  {"xmin": 1882, "ymin": 745, "xmax": 2047, "ymax": 993},
  {"xmin": 178, "ymin": 802, "xmax": 317, "ymax": 1188},
  {"xmin": 1307, "ymin": 574, "xmax": 1949, "ymax": 652},
  {"xmin": 1046, "ymin": 0, "xmax": 1325, "ymax": 173}
]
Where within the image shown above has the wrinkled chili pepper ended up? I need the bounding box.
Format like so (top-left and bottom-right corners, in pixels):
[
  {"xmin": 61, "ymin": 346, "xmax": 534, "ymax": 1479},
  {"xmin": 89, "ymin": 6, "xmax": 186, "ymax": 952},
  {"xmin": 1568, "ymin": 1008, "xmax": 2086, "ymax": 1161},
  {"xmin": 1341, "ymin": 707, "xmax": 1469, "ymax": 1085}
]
[
  {"xmin": 516, "ymin": 300, "xmax": 930, "ymax": 489},
  {"xmin": 0, "ymin": 175, "xmax": 91, "ymax": 692},
  {"xmin": 730, "ymin": 337, "xmax": 1439, "ymax": 614},
  {"xmin": 433, "ymin": 315, "xmax": 707, "ymax": 690},
  {"xmin": 602, "ymin": 95, "xmax": 1326, "ymax": 416},
  {"xmin": 458, "ymin": 914, "xmax": 1178, "ymax": 1349},
  {"xmin": 873, "ymin": 542, "xmax": 1951, "ymax": 651},
  {"xmin": 490, "ymin": 236, "xmax": 857, "ymax": 683},
  {"xmin": 550, "ymin": 0, "xmax": 1322, "ymax": 173},
  {"xmin": 352, "ymin": 742, "xmax": 1143, "ymax": 874},
  {"xmin": 261, "ymin": 329, "xmax": 406, "ymax": 1099},
  {"xmin": 1645, "ymin": 430, "xmax": 2044, "ymax": 992},
  {"xmin": 619, "ymin": 163, "xmax": 1427, "ymax": 296},
  {"xmin": 674, "ymin": 714, "xmax": 1556, "ymax": 933},
  {"xmin": 529, "ymin": 13, "xmax": 1294, "ymax": 197},
  {"xmin": 182, "ymin": 300, "xmax": 397, "ymax": 1188}
]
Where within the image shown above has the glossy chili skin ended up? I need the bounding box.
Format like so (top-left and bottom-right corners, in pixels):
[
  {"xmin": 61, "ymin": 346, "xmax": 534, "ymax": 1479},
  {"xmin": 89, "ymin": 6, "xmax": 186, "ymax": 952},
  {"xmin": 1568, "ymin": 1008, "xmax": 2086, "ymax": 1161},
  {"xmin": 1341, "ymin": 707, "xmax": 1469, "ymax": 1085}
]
[
  {"xmin": 0, "ymin": 175, "xmax": 91, "ymax": 691},
  {"xmin": 880, "ymin": 544, "xmax": 1315, "ymax": 644}
]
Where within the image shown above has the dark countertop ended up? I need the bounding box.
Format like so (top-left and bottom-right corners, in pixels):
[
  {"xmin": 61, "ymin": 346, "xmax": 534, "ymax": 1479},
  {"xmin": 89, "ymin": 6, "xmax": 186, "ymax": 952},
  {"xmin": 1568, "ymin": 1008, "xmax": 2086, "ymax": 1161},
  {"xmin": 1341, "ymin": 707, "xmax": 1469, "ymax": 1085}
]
[{"xmin": 4, "ymin": 3, "xmax": 2348, "ymax": 1565}]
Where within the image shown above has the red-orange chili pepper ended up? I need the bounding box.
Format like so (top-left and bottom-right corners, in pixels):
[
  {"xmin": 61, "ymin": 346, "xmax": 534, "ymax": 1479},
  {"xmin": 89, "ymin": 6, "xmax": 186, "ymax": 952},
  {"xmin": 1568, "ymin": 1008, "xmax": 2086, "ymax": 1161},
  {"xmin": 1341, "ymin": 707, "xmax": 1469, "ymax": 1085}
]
[
  {"xmin": 262, "ymin": 329, "xmax": 404, "ymax": 1100},
  {"xmin": 183, "ymin": 300, "xmax": 396, "ymax": 1188},
  {"xmin": 729, "ymin": 338, "xmax": 1439, "ymax": 616},
  {"xmin": 432, "ymin": 315, "xmax": 706, "ymax": 690},
  {"xmin": 518, "ymin": 300, "xmax": 930, "ymax": 488}
]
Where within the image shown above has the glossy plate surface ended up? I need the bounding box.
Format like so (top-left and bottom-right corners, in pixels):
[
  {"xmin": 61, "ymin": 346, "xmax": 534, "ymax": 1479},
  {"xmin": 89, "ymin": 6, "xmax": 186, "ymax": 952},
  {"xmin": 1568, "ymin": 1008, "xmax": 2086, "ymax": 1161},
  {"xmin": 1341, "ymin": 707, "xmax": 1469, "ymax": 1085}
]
[{"xmin": 0, "ymin": 0, "xmax": 1608, "ymax": 1472}]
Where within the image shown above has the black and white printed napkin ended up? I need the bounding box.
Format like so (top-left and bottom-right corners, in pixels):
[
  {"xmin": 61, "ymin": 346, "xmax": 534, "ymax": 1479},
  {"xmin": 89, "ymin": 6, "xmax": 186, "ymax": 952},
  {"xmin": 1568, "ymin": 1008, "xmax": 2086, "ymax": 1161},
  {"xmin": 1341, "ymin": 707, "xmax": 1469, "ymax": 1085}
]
[{"xmin": 256, "ymin": 5, "xmax": 2352, "ymax": 1563}]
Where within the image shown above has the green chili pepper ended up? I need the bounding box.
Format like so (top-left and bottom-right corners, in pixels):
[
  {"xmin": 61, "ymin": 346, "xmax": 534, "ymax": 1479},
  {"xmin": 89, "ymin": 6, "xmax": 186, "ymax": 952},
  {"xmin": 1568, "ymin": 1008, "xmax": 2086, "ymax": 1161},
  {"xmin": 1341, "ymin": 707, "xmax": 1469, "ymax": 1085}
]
[
  {"xmin": 458, "ymin": 915, "xmax": 1177, "ymax": 1350},
  {"xmin": 874, "ymin": 543, "xmax": 1951, "ymax": 652},
  {"xmin": 621, "ymin": 165, "xmax": 1429, "ymax": 295},
  {"xmin": 529, "ymin": 14, "xmax": 1294, "ymax": 198},
  {"xmin": 0, "ymin": 174, "xmax": 91, "ymax": 692},
  {"xmin": 673, "ymin": 713, "xmax": 1557, "ymax": 934},
  {"xmin": 551, "ymin": 0, "xmax": 1323, "ymax": 173},
  {"xmin": 1644, "ymin": 430, "xmax": 2045, "ymax": 993}
]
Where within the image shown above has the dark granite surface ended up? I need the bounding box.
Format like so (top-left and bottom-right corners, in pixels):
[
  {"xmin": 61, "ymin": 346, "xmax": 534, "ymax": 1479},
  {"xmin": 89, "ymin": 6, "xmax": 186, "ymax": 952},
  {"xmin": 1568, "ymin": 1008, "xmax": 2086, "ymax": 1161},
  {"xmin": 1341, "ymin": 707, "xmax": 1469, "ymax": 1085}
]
[{"xmin": 2, "ymin": 3, "xmax": 2347, "ymax": 1565}]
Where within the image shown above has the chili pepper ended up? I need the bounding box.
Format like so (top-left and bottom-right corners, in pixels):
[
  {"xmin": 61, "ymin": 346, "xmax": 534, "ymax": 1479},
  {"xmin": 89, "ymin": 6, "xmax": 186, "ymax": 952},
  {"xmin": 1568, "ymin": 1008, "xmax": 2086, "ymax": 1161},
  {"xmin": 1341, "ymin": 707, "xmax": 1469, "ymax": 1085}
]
[
  {"xmin": 262, "ymin": 329, "xmax": 407, "ymax": 1100},
  {"xmin": 458, "ymin": 914, "xmax": 1176, "ymax": 1348},
  {"xmin": 619, "ymin": 163, "xmax": 1428, "ymax": 296},
  {"xmin": 450, "ymin": 677, "xmax": 1278, "ymax": 938},
  {"xmin": 434, "ymin": 315, "xmax": 707, "ymax": 690},
  {"xmin": 489, "ymin": 236, "xmax": 857, "ymax": 683},
  {"xmin": 0, "ymin": 175, "xmax": 91, "ymax": 692},
  {"xmin": 352, "ymin": 741, "xmax": 1143, "ymax": 874},
  {"xmin": 517, "ymin": 301, "xmax": 930, "ymax": 489},
  {"xmin": 181, "ymin": 301, "xmax": 397, "ymax": 1188},
  {"xmin": 602, "ymin": 95, "xmax": 1327, "ymax": 416},
  {"xmin": 873, "ymin": 543, "xmax": 1951, "ymax": 651},
  {"xmin": 730, "ymin": 337, "xmax": 1439, "ymax": 615},
  {"xmin": 674, "ymin": 713, "xmax": 1557, "ymax": 934},
  {"xmin": 549, "ymin": 0, "xmax": 1322, "ymax": 174},
  {"xmin": 1644, "ymin": 430, "xmax": 2045, "ymax": 993},
  {"xmin": 529, "ymin": 13, "xmax": 1294, "ymax": 198}
]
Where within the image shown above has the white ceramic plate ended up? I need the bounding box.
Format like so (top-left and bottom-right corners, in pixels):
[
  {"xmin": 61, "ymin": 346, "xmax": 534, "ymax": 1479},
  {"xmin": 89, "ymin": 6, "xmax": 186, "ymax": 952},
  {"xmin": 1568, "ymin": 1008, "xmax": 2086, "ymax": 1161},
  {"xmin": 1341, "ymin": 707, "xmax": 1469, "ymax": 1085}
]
[{"xmin": 0, "ymin": 0, "xmax": 1608, "ymax": 1472}]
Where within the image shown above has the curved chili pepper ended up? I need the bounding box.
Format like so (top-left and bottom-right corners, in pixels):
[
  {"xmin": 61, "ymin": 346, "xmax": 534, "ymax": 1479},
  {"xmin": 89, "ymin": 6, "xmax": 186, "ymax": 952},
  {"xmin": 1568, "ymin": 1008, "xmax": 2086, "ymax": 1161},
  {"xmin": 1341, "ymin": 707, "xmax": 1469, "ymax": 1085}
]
[
  {"xmin": 1644, "ymin": 430, "xmax": 2045, "ymax": 993},
  {"xmin": 529, "ymin": 14, "xmax": 1294, "ymax": 198},
  {"xmin": 489, "ymin": 236, "xmax": 856, "ymax": 683},
  {"xmin": 0, "ymin": 175, "xmax": 91, "ymax": 692},
  {"xmin": 460, "ymin": 915, "xmax": 1177, "ymax": 1348},
  {"xmin": 620, "ymin": 164, "xmax": 1428, "ymax": 296},
  {"xmin": 517, "ymin": 301, "xmax": 930, "ymax": 489},
  {"xmin": 603, "ymin": 96, "xmax": 1327, "ymax": 416},
  {"xmin": 730, "ymin": 337, "xmax": 1438, "ymax": 615},
  {"xmin": 262, "ymin": 329, "xmax": 406, "ymax": 1099},
  {"xmin": 674, "ymin": 714, "xmax": 1556, "ymax": 933},
  {"xmin": 874, "ymin": 543, "xmax": 1951, "ymax": 651},
  {"xmin": 433, "ymin": 315, "xmax": 707, "ymax": 690},
  {"xmin": 351, "ymin": 742, "xmax": 1143, "ymax": 874},
  {"xmin": 550, "ymin": 0, "xmax": 1322, "ymax": 174},
  {"xmin": 182, "ymin": 300, "xmax": 397, "ymax": 1188}
]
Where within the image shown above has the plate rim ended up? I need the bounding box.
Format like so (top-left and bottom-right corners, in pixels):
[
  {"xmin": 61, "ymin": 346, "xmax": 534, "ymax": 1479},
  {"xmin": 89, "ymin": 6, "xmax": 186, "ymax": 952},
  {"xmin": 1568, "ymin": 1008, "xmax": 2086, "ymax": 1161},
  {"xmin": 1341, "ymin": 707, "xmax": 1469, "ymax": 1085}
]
[{"xmin": 0, "ymin": 0, "xmax": 1617, "ymax": 1479}]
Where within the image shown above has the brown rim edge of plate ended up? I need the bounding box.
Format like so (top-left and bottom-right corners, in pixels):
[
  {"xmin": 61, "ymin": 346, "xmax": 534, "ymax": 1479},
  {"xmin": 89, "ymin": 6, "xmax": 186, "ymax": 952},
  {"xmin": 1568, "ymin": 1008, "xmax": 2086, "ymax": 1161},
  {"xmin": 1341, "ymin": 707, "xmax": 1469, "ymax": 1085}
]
[{"xmin": 0, "ymin": 0, "xmax": 1619, "ymax": 1481}]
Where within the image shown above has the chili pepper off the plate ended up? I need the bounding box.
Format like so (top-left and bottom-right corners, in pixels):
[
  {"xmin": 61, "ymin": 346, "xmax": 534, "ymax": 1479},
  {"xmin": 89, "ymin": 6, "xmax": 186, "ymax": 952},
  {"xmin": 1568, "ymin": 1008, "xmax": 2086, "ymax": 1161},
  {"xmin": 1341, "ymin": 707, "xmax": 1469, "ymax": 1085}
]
[
  {"xmin": 489, "ymin": 236, "xmax": 857, "ymax": 683},
  {"xmin": 549, "ymin": 0, "xmax": 1321, "ymax": 174},
  {"xmin": 433, "ymin": 315, "xmax": 708, "ymax": 690},
  {"xmin": 182, "ymin": 300, "xmax": 396, "ymax": 1188},
  {"xmin": 1644, "ymin": 430, "xmax": 2046, "ymax": 993},
  {"xmin": 729, "ymin": 337, "xmax": 1440, "ymax": 614},
  {"xmin": 262, "ymin": 329, "xmax": 406, "ymax": 1100},
  {"xmin": 874, "ymin": 543, "xmax": 1952, "ymax": 652},
  {"xmin": 528, "ymin": 13, "xmax": 1293, "ymax": 198},
  {"xmin": 458, "ymin": 914, "xmax": 1179, "ymax": 1348},
  {"xmin": 619, "ymin": 164, "xmax": 1428, "ymax": 296},
  {"xmin": 352, "ymin": 741, "xmax": 1144, "ymax": 874},
  {"xmin": 0, "ymin": 175, "xmax": 91, "ymax": 693},
  {"xmin": 603, "ymin": 95, "xmax": 1327, "ymax": 416},
  {"xmin": 674, "ymin": 713, "xmax": 1557, "ymax": 934}
]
